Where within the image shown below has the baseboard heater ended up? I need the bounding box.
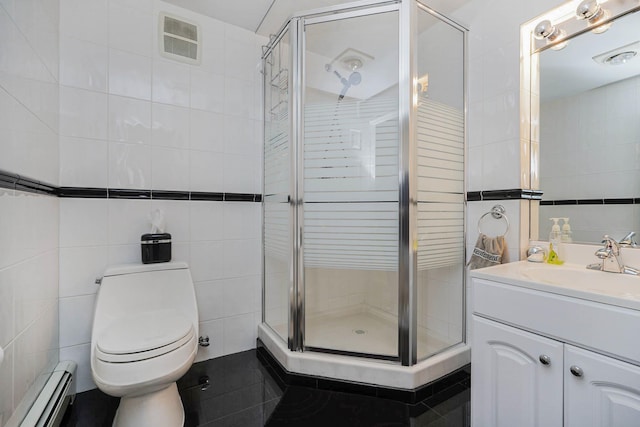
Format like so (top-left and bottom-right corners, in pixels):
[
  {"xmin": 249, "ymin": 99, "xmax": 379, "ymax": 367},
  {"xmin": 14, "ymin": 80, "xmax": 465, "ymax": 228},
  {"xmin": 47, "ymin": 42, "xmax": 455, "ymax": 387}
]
[{"xmin": 20, "ymin": 361, "xmax": 77, "ymax": 427}]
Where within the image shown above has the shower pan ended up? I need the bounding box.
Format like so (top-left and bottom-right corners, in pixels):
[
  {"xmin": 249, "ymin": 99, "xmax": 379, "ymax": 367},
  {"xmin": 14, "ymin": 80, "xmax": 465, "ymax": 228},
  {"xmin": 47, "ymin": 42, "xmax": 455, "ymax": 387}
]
[{"xmin": 261, "ymin": 0, "xmax": 469, "ymax": 389}]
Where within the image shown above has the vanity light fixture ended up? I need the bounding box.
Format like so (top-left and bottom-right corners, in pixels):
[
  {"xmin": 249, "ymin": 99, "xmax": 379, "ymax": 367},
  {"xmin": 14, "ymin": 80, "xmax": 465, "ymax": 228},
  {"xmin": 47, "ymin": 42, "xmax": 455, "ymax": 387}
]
[
  {"xmin": 533, "ymin": 19, "xmax": 568, "ymax": 50},
  {"xmin": 575, "ymin": 0, "xmax": 612, "ymax": 34}
]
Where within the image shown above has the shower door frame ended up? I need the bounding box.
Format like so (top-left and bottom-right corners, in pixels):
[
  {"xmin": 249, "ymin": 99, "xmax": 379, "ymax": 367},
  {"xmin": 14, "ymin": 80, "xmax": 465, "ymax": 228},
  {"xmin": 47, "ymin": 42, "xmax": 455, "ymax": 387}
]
[{"xmin": 261, "ymin": 0, "xmax": 468, "ymax": 367}]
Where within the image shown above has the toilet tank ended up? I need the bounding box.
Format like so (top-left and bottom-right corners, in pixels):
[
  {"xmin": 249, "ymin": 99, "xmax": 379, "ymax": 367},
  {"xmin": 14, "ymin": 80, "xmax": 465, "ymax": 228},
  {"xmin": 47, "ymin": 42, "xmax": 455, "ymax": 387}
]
[{"xmin": 94, "ymin": 262, "xmax": 198, "ymax": 336}]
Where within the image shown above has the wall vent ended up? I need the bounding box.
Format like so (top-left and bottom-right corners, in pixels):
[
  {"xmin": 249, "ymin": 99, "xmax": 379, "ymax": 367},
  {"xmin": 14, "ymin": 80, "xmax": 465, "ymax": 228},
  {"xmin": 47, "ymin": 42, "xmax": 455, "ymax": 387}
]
[{"xmin": 160, "ymin": 13, "xmax": 201, "ymax": 65}]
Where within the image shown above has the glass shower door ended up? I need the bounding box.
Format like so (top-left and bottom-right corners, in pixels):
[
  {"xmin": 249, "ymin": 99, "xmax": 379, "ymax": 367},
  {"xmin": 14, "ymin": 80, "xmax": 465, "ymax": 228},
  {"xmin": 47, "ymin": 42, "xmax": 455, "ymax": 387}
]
[
  {"xmin": 301, "ymin": 9, "xmax": 400, "ymax": 358},
  {"xmin": 263, "ymin": 29, "xmax": 291, "ymax": 342}
]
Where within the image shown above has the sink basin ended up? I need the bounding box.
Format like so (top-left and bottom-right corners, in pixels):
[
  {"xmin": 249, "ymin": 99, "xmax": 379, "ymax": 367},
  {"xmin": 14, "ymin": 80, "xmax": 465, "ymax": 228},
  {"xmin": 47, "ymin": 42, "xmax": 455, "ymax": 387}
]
[
  {"xmin": 521, "ymin": 265, "xmax": 640, "ymax": 294},
  {"xmin": 471, "ymin": 261, "xmax": 640, "ymax": 310}
]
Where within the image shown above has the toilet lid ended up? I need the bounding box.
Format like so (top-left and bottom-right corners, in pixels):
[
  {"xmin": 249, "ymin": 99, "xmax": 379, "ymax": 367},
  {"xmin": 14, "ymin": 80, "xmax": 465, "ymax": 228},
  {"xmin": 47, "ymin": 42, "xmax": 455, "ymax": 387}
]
[{"xmin": 97, "ymin": 310, "xmax": 193, "ymax": 355}]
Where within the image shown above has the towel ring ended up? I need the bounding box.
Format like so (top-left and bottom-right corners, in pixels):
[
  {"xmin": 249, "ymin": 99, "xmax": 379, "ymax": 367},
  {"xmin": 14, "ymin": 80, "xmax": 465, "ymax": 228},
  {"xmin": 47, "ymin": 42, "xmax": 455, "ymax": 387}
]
[{"xmin": 478, "ymin": 205, "xmax": 509, "ymax": 237}]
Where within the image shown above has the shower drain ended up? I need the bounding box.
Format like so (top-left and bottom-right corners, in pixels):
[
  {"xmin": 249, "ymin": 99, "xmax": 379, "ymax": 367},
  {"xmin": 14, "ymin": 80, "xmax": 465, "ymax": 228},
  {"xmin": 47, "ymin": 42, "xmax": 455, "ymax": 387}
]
[{"xmin": 353, "ymin": 329, "xmax": 367, "ymax": 335}]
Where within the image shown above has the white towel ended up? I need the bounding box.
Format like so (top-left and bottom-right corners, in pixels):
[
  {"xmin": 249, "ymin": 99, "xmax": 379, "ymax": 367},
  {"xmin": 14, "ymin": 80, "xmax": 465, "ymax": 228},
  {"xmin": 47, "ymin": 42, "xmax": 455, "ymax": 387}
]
[{"xmin": 467, "ymin": 233, "xmax": 509, "ymax": 270}]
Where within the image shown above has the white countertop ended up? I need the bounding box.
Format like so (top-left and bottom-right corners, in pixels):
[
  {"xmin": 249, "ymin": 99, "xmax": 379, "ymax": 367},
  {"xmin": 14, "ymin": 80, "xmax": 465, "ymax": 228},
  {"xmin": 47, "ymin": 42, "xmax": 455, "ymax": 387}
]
[{"xmin": 471, "ymin": 261, "xmax": 640, "ymax": 311}]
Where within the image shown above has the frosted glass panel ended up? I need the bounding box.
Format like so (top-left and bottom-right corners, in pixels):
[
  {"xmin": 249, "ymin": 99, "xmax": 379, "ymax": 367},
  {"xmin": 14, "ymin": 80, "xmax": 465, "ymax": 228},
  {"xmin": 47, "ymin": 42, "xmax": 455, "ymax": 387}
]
[
  {"xmin": 415, "ymin": 6, "xmax": 465, "ymax": 361},
  {"xmin": 302, "ymin": 11, "xmax": 400, "ymax": 357},
  {"xmin": 263, "ymin": 30, "xmax": 291, "ymax": 342}
]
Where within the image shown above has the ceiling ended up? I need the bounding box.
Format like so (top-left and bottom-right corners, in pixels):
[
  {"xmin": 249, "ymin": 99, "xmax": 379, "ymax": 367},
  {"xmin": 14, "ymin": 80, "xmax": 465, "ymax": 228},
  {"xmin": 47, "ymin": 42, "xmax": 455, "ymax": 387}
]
[{"xmin": 162, "ymin": 0, "xmax": 470, "ymax": 36}]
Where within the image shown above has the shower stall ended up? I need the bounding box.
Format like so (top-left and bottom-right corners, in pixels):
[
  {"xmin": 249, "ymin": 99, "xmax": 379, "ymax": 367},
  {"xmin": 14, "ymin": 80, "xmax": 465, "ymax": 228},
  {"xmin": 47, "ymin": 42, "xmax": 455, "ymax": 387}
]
[{"xmin": 261, "ymin": 0, "xmax": 468, "ymax": 388}]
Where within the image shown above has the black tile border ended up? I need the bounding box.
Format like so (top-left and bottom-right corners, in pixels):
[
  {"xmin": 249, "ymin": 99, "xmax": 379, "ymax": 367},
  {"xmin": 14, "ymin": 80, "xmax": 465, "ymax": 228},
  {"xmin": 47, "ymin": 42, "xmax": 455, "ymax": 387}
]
[
  {"xmin": 0, "ymin": 170, "xmax": 58, "ymax": 196},
  {"xmin": 15, "ymin": 177, "xmax": 58, "ymax": 196},
  {"xmin": 467, "ymin": 188, "xmax": 543, "ymax": 201},
  {"xmin": 541, "ymin": 197, "xmax": 638, "ymax": 206},
  {"xmin": 466, "ymin": 191, "xmax": 481, "ymax": 201},
  {"xmin": 58, "ymin": 187, "xmax": 109, "ymax": 198},
  {"xmin": 225, "ymin": 193, "xmax": 256, "ymax": 202},
  {"xmin": 469, "ymin": 190, "xmax": 640, "ymax": 206},
  {"xmin": 190, "ymin": 191, "xmax": 224, "ymax": 201},
  {"xmin": 256, "ymin": 338, "xmax": 470, "ymax": 405},
  {"xmin": 0, "ymin": 170, "xmax": 17, "ymax": 188},
  {"xmin": 108, "ymin": 189, "xmax": 151, "ymax": 199},
  {"xmin": 151, "ymin": 190, "xmax": 190, "ymax": 200},
  {"xmin": 553, "ymin": 199, "xmax": 578, "ymax": 205},
  {"xmin": 0, "ymin": 169, "xmax": 262, "ymax": 203}
]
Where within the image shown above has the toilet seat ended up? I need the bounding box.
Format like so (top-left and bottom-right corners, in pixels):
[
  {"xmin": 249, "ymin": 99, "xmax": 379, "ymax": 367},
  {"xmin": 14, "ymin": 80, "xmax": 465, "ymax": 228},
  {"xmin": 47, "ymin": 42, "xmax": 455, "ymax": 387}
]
[{"xmin": 96, "ymin": 310, "xmax": 194, "ymax": 363}]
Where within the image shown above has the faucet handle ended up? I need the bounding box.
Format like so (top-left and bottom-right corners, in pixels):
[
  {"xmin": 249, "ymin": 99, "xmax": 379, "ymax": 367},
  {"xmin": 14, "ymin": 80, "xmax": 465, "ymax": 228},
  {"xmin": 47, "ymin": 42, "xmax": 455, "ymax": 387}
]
[
  {"xmin": 595, "ymin": 246, "xmax": 612, "ymax": 259},
  {"xmin": 602, "ymin": 235, "xmax": 621, "ymax": 254},
  {"xmin": 619, "ymin": 232, "xmax": 638, "ymax": 248}
]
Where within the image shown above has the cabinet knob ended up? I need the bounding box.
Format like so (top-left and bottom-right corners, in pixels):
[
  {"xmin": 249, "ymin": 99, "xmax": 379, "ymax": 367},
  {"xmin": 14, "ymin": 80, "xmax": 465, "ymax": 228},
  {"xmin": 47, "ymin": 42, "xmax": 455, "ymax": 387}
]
[
  {"xmin": 570, "ymin": 365, "xmax": 584, "ymax": 377},
  {"xmin": 539, "ymin": 354, "xmax": 551, "ymax": 365}
]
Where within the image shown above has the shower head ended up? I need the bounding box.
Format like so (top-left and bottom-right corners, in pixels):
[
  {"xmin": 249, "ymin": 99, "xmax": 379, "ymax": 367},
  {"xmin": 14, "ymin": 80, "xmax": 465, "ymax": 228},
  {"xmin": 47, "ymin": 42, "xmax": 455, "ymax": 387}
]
[{"xmin": 332, "ymin": 70, "xmax": 362, "ymax": 101}]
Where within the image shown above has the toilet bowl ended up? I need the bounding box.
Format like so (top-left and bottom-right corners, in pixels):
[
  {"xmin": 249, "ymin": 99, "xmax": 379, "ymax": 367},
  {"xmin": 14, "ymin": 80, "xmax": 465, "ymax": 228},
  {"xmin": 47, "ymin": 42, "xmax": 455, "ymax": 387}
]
[{"xmin": 91, "ymin": 262, "xmax": 198, "ymax": 427}]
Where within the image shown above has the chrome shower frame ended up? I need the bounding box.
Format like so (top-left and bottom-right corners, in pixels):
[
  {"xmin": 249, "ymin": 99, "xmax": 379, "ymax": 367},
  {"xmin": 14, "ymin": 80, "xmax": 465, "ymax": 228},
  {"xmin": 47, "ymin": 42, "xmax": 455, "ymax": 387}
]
[{"xmin": 262, "ymin": 0, "xmax": 468, "ymax": 367}]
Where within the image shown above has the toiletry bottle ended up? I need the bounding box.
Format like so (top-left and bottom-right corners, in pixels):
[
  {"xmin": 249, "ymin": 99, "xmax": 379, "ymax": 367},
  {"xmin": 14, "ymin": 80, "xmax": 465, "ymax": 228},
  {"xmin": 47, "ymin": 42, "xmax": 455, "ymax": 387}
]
[
  {"xmin": 547, "ymin": 218, "xmax": 564, "ymax": 265},
  {"xmin": 561, "ymin": 217, "xmax": 573, "ymax": 243}
]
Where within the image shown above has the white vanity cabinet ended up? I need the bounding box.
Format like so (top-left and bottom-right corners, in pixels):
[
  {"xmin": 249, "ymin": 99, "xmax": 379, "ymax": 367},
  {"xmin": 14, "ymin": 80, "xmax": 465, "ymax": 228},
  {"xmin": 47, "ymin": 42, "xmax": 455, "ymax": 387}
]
[
  {"xmin": 564, "ymin": 345, "xmax": 640, "ymax": 427},
  {"xmin": 470, "ymin": 272, "xmax": 640, "ymax": 427},
  {"xmin": 472, "ymin": 316, "xmax": 563, "ymax": 426}
]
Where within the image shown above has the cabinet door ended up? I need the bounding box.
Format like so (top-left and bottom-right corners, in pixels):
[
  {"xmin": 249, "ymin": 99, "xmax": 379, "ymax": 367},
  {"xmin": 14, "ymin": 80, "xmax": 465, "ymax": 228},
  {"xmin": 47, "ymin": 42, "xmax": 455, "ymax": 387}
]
[
  {"xmin": 472, "ymin": 316, "xmax": 563, "ymax": 427},
  {"xmin": 565, "ymin": 345, "xmax": 640, "ymax": 427}
]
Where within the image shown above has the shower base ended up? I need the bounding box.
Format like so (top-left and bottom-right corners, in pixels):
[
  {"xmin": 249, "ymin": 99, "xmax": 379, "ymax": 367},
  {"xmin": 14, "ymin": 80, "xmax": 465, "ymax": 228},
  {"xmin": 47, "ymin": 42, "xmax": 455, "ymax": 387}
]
[
  {"xmin": 273, "ymin": 310, "xmax": 452, "ymax": 359},
  {"xmin": 261, "ymin": 315, "xmax": 470, "ymax": 390}
]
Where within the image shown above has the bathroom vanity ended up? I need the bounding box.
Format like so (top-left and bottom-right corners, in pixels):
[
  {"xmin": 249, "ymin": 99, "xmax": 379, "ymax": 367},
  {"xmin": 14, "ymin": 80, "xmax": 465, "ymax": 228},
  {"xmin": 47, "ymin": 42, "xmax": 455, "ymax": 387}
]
[{"xmin": 470, "ymin": 261, "xmax": 640, "ymax": 427}]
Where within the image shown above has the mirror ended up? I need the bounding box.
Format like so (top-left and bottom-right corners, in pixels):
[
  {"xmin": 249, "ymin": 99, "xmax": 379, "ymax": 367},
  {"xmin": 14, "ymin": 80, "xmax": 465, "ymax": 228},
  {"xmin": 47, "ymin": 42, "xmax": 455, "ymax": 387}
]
[{"xmin": 531, "ymin": 6, "xmax": 640, "ymax": 245}]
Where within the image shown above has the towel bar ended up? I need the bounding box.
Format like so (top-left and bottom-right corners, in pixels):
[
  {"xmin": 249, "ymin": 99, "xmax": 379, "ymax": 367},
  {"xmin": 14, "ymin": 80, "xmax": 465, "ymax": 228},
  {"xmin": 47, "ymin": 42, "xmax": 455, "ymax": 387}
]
[{"xmin": 478, "ymin": 205, "xmax": 509, "ymax": 237}]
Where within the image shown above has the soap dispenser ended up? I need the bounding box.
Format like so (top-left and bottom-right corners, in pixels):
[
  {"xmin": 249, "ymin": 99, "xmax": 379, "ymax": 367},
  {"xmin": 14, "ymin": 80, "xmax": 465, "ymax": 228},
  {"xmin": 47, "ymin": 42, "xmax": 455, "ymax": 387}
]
[
  {"xmin": 547, "ymin": 218, "xmax": 564, "ymax": 265},
  {"xmin": 561, "ymin": 217, "xmax": 573, "ymax": 243}
]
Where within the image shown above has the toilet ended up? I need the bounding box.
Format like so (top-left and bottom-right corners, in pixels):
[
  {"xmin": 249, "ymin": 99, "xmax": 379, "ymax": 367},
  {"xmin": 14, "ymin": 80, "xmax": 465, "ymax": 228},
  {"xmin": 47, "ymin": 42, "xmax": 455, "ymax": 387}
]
[{"xmin": 90, "ymin": 262, "xmax": 198, "ymax": 427}]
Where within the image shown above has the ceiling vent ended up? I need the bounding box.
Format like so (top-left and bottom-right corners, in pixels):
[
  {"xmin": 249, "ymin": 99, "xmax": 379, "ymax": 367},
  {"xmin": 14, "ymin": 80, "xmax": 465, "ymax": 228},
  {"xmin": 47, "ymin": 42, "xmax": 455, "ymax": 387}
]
[{"xmin": 160, "ymin": 13, "xmax": 201, "ymax": 65}]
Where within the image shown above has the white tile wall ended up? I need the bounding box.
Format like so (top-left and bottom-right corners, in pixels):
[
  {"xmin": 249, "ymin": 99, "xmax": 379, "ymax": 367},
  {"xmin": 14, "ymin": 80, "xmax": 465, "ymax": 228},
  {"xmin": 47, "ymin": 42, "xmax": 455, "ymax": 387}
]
[
  {"xmin": 108, "ymin": 95, "xmax": 152, "ymax": 144},
  {"xmin": 60, "ymin": 0, "xmax": 108, "ymax": 46},
  {"xmin": 57, "ymin": 0, "xmax": 267, "ymax": 393},
  {"xmin": 0, "ymin": 192, "xmax": 60, "ymax": 424},
  {"xmin": 454, "ymin": 0, "xmax": 560, "ymax": 194},
  {"xmin": 108, "ymin": 142, "xmax": 152, "ymax": 189},
  {"xmin": 152, "ymin": 59, "xmax": 191, "ymax": 107},
  {"xmin": 0, "ymin": 0, "xmax": 60, "ymax": 423},
  {"xmin": 58, "ymin": 198, "xmax": 262, "ymax": 392},
  {"xmin": 110, "ymin": 49, "xmax": 153, "ymax": 100},
  {"xmin": 59, "ymin": 137, "xmax": 109, "ymax": 188},
  {"xmin": 108, "ymin": 3, "xmax": 153, "ymax": 57},
  {"xmin": 540, "ymin": 77, "xmax": 640, "ymax": 200},
  {"xmin": 59, "ymin": 36, "xmax": 108, "ymax": 92},
  {"xmin": 151, "ymin": 103, "xmax": 190, "ymax": 149}
]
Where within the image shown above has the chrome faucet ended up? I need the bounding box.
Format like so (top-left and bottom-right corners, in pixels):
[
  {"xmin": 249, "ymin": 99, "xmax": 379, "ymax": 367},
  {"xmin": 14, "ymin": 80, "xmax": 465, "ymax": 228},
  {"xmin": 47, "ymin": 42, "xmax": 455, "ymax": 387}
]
[
  {"xmin": 619, "ymin": 231, "xmax": 638, "ymax": 248},
  {"xmin": 587, "ymin": 234, "xmax": 639, "ymax": 275}
]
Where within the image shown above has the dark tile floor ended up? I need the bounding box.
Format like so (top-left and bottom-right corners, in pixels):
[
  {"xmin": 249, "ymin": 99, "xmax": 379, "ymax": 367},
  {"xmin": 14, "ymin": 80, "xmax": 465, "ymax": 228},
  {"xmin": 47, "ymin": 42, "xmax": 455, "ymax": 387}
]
[{"xmin": 61, "ymin": 350, "xmax": 470, "ymax": 427}]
